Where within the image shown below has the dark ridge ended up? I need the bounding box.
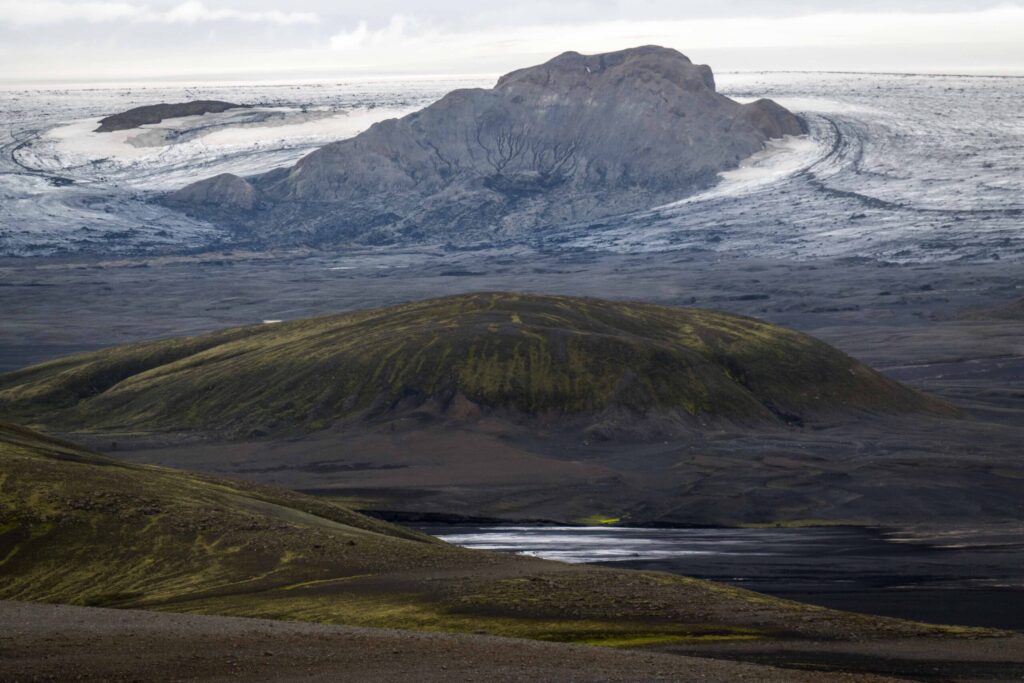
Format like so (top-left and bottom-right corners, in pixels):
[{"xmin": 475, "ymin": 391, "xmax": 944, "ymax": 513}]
[{"xmin": 95, "ymin": 100, "xmax": 246, "ymax": 133}]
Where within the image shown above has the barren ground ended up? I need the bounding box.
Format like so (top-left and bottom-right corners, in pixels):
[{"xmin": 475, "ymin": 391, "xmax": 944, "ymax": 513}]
[{"xmin": 6, "ymin": 601, "xmax": 1023, "ymax": 683}]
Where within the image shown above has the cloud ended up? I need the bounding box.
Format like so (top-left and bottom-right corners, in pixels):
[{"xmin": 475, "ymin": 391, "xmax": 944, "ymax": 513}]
[
  {"xmin": 329, "ymin": 15, "xmax": 421, "ymax": 51},
  {"xmin": 329, "ymin": 5, "xmax": 1024, "ymax": 60},
  {"xmin": 159, "ymin": 1, "xmax": 317, "ymax": 25},
  {"xmin": 0, "ymin": 1, "xmax": 139, "ymax": 25},
  {"xmin": 3, "ymin": 2, "xmax": 1023, "ymax": 81},
  {"xmin": 0, "ymin": 0, "xmax": 317, "ymax": 26}
]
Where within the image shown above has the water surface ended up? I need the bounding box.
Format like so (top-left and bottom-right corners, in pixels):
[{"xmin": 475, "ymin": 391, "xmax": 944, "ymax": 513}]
[{"xmin": 419, "ymin": 525, "xmax": 1024, "ymax": 631}]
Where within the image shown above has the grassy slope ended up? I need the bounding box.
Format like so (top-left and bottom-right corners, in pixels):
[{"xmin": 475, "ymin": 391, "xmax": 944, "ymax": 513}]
[
  {"xmin": 0, "ymin": 293, "xmax": 950, "ymax": 437},
  {"xmin": 0, "ymin": 422, "xmax": 981, "ymax": 646}
]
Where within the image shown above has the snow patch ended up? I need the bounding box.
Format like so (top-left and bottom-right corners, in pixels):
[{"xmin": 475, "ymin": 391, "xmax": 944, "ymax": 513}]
[{"xmin": 660, "ymin": 135, "xmax": 825, "ymax": 209}]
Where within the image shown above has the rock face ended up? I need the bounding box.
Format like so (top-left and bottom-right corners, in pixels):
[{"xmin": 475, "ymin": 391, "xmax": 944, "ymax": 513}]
[
  {"xmin": 96, "ymin": 100, "xmax": 243, "ymax": 133},
  {"xmin": 167, "ymin": 46, "xmax": 803, "ymax": 246}
]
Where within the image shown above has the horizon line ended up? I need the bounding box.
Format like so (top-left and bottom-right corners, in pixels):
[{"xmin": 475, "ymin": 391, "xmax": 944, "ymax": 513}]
[{"xmin": 3, "ymin": 66, "xmax": 1024, "ymax": 91}]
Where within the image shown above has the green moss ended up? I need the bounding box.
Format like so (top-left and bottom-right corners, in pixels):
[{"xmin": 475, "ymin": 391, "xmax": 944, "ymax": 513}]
[
  {"xmin": 0, "ymin": 293, "xmax": 953, "ymax": 438},
  {"xmin": 0, "ymin": 421, "xmax": 439, "ymax": 608},
  {"xmin": 83, "ymin": 591, "xmax": 146, "ymax": 607},
  {"xmin": 932, "ymin": 624, "xmax": 995, "ymax": 636},
  {"xmin": 170, "ymin": 591, "xmax": 767, "ymax": 647},
  {"xmin": 579, "ymin": 634, "xmax": 763, "ymax": 647},
  {"xmin": 576, "ymin": 515, "xmax": 622, "ymax": 526}
]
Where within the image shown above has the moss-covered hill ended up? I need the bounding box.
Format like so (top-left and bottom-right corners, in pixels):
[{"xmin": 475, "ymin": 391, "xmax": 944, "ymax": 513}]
[
  {"xmin": 0, "ymin": 422, "xmax": 976, "ymax": 644},
  {"xmin": 0, "ymin": 293, "xmax": 950, "ymax": 437},
  {"xmin": 0, "ymin": 420, "xmax": 440, "ymax": 608}
]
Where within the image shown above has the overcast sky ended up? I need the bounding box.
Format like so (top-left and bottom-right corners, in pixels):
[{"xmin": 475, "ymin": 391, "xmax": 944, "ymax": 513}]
[{"xmin": 2, "ymin": 1, "xmax": 1023, "ymax": 83}]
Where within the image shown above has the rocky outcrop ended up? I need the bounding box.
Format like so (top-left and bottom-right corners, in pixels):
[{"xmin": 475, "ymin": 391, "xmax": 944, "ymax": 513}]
[
  {"xmin": 741, "ymin": 99, "xmax": 805, "ymax": 139},
  {"xmin": 169, "ymin": 173, "xmax": 257, "ymax": 212},
  {"xmin": 166, "ymin": 47, "xmax": 803, "ymax": 246},
  {"xmin": 96, "ymin": 101, "xmax": 244, "ymax": 133}
]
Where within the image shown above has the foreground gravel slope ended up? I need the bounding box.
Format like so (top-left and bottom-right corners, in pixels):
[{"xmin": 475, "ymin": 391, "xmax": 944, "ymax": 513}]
[{"xmin": 0, "ymin": 601, "xmax": 901, "ymax": 683}]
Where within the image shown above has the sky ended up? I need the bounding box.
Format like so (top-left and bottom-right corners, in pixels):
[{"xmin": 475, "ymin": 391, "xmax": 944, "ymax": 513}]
[{"xmin": 2, "ymin": 1, "xmax": 1023, "ymax": 84}]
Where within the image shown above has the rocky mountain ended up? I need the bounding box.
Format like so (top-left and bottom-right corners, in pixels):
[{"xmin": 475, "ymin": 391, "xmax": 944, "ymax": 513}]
[
  {"xmin": 167, "ymin": 46, "xmax": 803, "ymax": 246},
  {"xmin": 0, "ymin": 293, "xmax": 947, "ymax": 440}
]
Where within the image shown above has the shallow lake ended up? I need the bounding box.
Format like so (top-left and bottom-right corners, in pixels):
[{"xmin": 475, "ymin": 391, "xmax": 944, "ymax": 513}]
[{"xmin": 416, "ymin": 525, "xmax": 1024, "ymax": 631}]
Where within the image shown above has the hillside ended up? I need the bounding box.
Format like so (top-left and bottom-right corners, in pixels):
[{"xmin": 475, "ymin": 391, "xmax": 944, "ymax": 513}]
[
  {"xmin": 0, "ymin": 293, "xmax": 949, "ymax": 439},
  {"xmin": 166, "ymin": 46, "xmax": 804, "ymax": 245},
  {"xmin": 0, "ymin": 421, "xmax": 968, "ymax": 651},
  {"xmin": 0, "ymin": 420, "xmax": 439, "ymax": 605}
]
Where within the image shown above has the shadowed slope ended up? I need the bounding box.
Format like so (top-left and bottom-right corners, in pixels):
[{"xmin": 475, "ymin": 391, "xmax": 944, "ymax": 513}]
[{"xmin": 0, "ymin": 294, "xmax": 950, "ymax": 438}]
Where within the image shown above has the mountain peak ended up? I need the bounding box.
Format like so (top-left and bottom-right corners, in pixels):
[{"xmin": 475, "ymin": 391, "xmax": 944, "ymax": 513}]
[{"xmin": 494, "ymin": 46, "xmax": 717, "ymax": 98}]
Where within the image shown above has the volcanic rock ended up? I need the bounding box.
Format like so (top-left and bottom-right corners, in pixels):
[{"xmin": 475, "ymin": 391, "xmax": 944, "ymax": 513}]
[{"xmin": 96, "ymin": 100, "xmax": 244, "ymax": 133}]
